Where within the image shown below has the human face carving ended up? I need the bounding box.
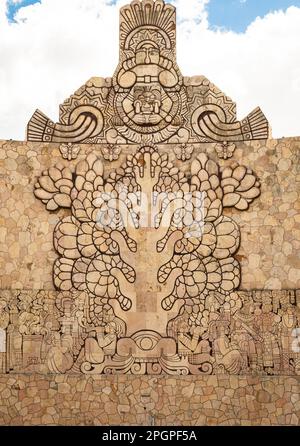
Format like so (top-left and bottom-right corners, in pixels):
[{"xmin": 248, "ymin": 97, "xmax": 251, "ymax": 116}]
[{"xmin": 136, "ymin": 44, "xmax": 160, "ymax": 65}]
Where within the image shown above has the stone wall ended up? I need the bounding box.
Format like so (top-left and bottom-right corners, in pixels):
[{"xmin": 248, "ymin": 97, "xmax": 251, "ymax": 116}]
[
  {"xmin": 0, "ymin": 375, "xmax": 299, "ymax": 426},
  {"xmin": 0, "ymin": 137, "xmax": 299, "ymax": 291},
  {"xmin": 1, "ymin": 137, "xmax": 300, "ymax": 425}
]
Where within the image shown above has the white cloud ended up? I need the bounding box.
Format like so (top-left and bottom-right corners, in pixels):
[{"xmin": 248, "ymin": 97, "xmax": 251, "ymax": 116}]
[
  {"xmin": 0, "ymin": 0, "xmax": 299, "ymax": 140},
  {"xmin": 0, "ymin": 0, "xmax": 7, "ymax": 23},
  {"xmin": 176, "ymin": 5, "xmax": 300, "ymax": 138},
  {"xmin": 173, "ymin": 0, "xmax": 209, "ymax": 23}
]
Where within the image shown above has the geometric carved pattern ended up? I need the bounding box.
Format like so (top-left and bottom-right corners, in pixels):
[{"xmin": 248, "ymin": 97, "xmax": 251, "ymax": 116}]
[{"xmin": 26, "ymin": 0, "xmax": 269, "ymax": 145}]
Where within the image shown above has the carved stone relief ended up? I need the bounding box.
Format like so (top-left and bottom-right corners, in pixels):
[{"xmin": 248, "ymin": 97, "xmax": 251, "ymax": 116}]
[
  {"xmin": 1, "ymin": 290, "xmax": 299, "ymax": 375},
  {"xmin": 27, "ymin": 0, "xmax": 269, "ymax": 145},
  {"xmin": 214, "ymin": 142, "xmax": 236, "ymax": 160},
  {"xmin": 22, "ymin": 0, "xmax": 298, "ymax": 376},
  {"xmin": 31, "ymin": 143, "xmax": 299, "ymax": 375},
  {"xmin": 59, "ymin": 143, "xmax": 81, "ymax": 161}
]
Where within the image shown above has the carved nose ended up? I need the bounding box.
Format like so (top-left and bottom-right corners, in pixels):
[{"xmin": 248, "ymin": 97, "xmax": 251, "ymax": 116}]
[{"xmin": 145, "ymin": 51, "xmax": 151, "ymax": 64}]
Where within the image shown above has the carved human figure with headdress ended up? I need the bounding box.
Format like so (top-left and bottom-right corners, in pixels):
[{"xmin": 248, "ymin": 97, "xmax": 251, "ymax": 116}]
[
  {"xmin": 231, "ymin": 296, "xmax": 262, "ymax": 372},
  {"xmin": 45, "ymin": 333, "xmax": 74, "ymax": 374},
  {"xmin": 117, "ymin": 39, "xmax": 179, "ymax": 91},
  {"xmin": 211, "ymin": 318, "xmax": 243, "ymax": 374},
  {"xmin": 257, "ymin": 300, "xmax": 281, "ymax": 372},
  {"xmin": 174, "ymin": 316, "xmax": 210, "ymax": 357},
  {"xmin": 84, "ymin": 320, "xmax": 123, "ymax": 365},
  {"xmin": 0, "ymin": 299, "xmax": 9, "ymax": 373},
  {"xmin": 279, "ymin": 304, "xmax": 299, "ymax": 372},
  {"xmin": 116, "ymin": 37, "xmax": 180, "ymax": 129}
]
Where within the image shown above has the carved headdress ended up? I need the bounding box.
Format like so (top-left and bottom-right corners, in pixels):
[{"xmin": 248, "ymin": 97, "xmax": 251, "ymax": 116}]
[{"xmin": 119, "ymin": 0, "xmax": 176, "ymax": 55}]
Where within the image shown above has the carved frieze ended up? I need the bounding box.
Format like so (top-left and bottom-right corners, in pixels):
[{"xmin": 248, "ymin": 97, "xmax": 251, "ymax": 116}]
[{"xmin": 1, "ymin": 290, "xmax": 299, "ymax": 375}]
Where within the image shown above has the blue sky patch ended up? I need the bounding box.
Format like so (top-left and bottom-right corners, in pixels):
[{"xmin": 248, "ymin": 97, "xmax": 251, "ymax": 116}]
[
  {"xmin": 208, "ymin": 0, "xmax": 300, "ymax": 33},
  {"xmin": 6, "ymin": 0, "xmax": 41, "ymax": 22},
  {"xmin": 5, "ymin": 0, "xmax": 300, "ymax": 32}
]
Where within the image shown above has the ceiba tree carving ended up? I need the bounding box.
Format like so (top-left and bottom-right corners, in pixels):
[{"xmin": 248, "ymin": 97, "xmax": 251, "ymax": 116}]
[{"xmin": 34, "ymin": 147, "xmax": 261, "ymax": 337}]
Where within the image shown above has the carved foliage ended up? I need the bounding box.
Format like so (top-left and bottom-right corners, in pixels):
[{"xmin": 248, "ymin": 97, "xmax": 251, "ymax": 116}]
[{"xmin": 34, "ymin": 163, "xmax": 73, "ymax": 211}]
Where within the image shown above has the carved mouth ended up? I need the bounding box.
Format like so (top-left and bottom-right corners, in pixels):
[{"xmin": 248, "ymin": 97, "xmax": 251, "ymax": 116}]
[{"xmin": 132, "ymin": 114, "xmax": 163, "ymax": 126}]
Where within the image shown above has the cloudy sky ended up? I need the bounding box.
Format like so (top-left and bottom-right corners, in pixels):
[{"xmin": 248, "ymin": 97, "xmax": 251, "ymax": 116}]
[{"xmin": 0, "ymin": 0, "xmax": 300, "ymax": 140}]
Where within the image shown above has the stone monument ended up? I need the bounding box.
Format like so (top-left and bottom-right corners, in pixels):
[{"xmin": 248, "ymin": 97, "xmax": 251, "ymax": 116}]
[{"xmin": 0, "ymin": 0, "xmax": 299, "ymax": 426}]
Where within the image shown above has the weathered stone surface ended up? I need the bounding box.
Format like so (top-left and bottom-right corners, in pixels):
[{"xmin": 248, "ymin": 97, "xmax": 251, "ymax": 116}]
[
  {"xmin": 0, "ymin": 139, "xmax": 299, "ymax": 291},
  {"xmin": 0, "ymin": 0, "xmax": 299, "ymax": 426},
  {"xmin": 0, "ymin": 375, "xmax": 298, "ymax": 426}
]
